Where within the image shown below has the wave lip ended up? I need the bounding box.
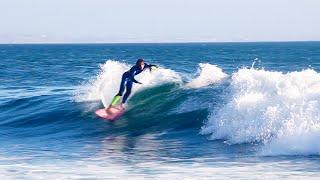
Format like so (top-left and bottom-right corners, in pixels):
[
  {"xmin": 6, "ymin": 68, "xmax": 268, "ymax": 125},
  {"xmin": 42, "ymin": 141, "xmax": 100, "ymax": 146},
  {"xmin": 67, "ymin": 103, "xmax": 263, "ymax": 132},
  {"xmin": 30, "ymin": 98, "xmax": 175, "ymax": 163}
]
[
  {"xmin": 75, "ymin": 60, "xmax": 182, "ymax": 107},
  {"xmin": 201, "ymin": 68, "xmax": 320, "ymax": 155},
  {"xmin": 186, "ymin": 63, "xmax": 228, "ymax": 88}
]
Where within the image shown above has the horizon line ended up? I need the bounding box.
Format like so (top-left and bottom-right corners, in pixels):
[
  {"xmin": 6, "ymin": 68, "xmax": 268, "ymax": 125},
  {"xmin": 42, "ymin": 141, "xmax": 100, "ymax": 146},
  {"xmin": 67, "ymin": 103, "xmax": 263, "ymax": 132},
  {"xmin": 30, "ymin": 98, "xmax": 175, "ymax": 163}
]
[{"xmin": 0, "ymin": 40, "xmax": 320, "ymax": 45}]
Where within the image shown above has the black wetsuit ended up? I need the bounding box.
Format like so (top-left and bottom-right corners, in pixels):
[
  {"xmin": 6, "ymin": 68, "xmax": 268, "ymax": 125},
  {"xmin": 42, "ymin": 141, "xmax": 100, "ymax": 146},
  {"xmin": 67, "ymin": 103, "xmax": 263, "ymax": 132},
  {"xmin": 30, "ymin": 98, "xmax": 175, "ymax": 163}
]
[{"xmin": 116, "ymin": 63, "xmax": 154, "ymax": 103}]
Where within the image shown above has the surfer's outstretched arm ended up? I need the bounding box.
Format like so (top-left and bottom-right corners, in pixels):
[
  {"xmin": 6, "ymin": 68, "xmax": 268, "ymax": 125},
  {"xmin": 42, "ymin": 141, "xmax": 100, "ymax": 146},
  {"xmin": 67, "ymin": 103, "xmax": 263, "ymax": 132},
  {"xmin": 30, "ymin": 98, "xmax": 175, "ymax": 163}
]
[{"xmin": 145, "ymin": 63, "xmax": 158, "ymax": 71}]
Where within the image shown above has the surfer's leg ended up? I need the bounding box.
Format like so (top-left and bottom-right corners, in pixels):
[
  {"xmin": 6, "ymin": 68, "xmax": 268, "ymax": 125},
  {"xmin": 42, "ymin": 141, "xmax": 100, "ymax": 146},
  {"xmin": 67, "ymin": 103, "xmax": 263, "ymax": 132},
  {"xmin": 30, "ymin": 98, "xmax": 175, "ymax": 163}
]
[
  {"xmin": 117, "ymin": 75, "xmax": 126, "ymax": 96},
  {"xmin": 109, "ymin": 76, "xmax": 126, "ymax": 107},
  {"xmin": 122, "ymin": 80, "xmax": 133, "ymax": 104}
]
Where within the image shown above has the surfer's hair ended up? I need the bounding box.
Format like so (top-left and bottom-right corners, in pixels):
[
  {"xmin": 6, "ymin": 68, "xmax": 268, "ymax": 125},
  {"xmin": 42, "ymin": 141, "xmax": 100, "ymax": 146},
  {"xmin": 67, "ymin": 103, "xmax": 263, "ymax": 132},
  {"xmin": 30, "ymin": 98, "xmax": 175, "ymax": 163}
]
[{"xmin": 136, "ymin": 59, "xmax": 144, "ymax": 66}]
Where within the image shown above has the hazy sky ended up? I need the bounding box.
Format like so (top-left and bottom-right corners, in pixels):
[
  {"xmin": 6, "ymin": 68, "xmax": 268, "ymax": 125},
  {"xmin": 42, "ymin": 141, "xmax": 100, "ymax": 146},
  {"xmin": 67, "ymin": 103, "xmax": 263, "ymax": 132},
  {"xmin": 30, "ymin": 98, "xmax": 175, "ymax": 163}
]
[{"xmin": 0, "ymin": 0, "xmax": 319, "ymax": 43}]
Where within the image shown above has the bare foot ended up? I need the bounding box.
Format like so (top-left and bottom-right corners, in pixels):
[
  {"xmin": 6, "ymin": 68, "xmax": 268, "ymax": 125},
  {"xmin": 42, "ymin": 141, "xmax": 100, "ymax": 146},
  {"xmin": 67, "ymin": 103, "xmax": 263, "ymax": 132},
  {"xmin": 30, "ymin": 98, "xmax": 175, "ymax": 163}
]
[
  {"xmin": 106, "ymin": 105, "xmax": 116, "ymax": 114},
  {"xmin": 105, "ymin": 107, "xmax": 112, "ymax": 113}
]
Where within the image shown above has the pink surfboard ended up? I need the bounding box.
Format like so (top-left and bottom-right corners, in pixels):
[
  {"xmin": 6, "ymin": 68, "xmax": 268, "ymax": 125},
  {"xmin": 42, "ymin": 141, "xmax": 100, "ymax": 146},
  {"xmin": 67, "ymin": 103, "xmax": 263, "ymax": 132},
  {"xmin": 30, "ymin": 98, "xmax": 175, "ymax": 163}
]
[{"xmin": 95, "ymin": 106, "xmax": 125, "ymax": 121}]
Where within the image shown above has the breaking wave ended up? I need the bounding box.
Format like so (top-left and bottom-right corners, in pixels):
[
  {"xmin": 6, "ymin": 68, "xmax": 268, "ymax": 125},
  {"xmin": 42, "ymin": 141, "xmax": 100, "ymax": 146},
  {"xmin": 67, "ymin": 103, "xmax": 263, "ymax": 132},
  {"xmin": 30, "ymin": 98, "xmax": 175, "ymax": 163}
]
[{"xmin": 201, "ymin": 68, "xmax": 320, "ymax": 155}]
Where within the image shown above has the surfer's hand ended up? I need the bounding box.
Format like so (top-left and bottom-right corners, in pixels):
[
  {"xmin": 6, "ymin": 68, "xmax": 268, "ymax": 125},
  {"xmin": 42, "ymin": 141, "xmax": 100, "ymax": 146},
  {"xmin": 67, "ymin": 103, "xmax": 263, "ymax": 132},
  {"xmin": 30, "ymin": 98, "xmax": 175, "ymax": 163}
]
[{"xmin": 150, "ymin": 65, "xmax": 158, "ymax": 72}]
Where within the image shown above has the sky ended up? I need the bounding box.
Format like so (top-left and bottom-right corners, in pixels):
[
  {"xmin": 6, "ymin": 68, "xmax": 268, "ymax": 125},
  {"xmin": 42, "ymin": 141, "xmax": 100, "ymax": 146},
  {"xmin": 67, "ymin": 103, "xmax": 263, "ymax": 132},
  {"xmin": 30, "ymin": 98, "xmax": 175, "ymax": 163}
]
[{"xmin": 0, "ymin": 0, "xmax": 319, "ymax": 43}]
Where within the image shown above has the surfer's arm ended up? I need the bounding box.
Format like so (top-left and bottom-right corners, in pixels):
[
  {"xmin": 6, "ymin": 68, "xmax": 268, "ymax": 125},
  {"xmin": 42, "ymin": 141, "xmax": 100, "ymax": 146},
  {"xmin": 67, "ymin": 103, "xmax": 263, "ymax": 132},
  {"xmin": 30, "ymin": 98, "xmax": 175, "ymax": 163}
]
[
  {"xmin": 145, "ymin": 63, "xmax": 158, "ymax": 71},
  {"xmin": 131, "ymin": 76, "xmax": 142, "ymax": 84},
  {"xmin": 128, "ymin": 67, "xmax": 142, "ymax": 84}
]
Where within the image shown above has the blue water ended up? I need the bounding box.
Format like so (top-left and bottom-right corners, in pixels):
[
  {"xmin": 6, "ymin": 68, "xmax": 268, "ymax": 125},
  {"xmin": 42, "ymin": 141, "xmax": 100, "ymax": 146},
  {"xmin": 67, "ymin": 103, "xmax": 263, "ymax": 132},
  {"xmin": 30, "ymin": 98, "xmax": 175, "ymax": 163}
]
[{"xmin": 1, "ymin": 42, "xmax": 320, "ymax": 178}]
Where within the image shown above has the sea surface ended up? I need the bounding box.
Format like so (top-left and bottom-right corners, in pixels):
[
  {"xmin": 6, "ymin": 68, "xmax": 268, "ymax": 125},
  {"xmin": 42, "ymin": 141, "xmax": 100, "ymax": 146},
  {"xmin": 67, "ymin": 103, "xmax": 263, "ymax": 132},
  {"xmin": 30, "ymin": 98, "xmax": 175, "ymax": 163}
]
[{"xmin": 1, "ymin": 42, "xmax": 320, "ymax": 179}]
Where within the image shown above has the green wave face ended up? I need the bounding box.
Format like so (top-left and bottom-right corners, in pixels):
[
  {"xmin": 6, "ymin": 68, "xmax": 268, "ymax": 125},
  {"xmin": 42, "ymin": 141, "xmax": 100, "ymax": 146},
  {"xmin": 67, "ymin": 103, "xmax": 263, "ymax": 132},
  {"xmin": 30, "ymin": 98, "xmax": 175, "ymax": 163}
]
[{"xmin": 111, "ymin": 83, "xmax": 213, "ymax": 135}]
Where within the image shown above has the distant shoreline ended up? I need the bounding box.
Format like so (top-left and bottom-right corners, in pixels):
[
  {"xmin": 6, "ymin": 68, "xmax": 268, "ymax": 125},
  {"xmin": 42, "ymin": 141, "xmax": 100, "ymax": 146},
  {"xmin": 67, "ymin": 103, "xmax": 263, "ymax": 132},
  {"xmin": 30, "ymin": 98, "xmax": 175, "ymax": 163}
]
[{"xmin": 0, "ymin": 40, "xmax": 320, "ymax": 45}]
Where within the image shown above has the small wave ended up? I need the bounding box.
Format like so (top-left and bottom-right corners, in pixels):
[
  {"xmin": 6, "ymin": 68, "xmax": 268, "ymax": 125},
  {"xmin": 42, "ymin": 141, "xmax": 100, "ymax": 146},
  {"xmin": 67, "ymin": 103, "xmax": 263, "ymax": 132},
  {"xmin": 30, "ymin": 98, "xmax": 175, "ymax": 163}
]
[
  {"xmin": 185, "ymin": 63, "xmax": 228, "ymax": 88},
  {"xmin": 201, "ymin": 68, "xmax": 320, "ymax": 155}
]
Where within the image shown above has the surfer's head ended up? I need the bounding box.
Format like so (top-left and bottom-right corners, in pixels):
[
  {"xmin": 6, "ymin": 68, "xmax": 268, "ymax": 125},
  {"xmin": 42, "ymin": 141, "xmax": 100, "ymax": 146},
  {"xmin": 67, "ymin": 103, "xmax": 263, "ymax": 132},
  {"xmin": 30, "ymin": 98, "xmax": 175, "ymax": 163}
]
[{"xmin": 136, "ymin": 59, "xmax": 145, "ymax": 70}]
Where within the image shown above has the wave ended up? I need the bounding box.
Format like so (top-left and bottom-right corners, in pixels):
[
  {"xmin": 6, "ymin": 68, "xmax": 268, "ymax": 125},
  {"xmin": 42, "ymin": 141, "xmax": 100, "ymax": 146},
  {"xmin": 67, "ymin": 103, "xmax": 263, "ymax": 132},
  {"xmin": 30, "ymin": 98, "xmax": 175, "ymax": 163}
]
[
  {"xmin": 185, "ymin": 63, "xmax": 228, "ymax": 88},
  {"xmin": 72, "ymin": 60, "xmax": 226, "ymax": 134},
  {"xmin": 2, "ymin": 60, "xmax": 225, "ymax": 138},
  {"xmin": 75, "ymin": 60, "xmax": 226, "ymax": 107},
  {"xmin": 75, "ymin": 60, "xmax": 182, "ymax": 108},
  {"xmin": 201, "ymin": 68, "xmax": 320, "ymax": 155},
  {"xmin": 74, "ymin": 60, "xmax": 320, "ymax": 155}
]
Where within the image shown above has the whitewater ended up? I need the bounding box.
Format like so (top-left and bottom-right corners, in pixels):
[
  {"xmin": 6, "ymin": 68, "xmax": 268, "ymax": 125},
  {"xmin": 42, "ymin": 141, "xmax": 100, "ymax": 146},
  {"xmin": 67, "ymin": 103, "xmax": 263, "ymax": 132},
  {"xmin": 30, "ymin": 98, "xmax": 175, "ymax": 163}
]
[{"xmin": 75, "ymin": 58, "xmax": 320, "ymax": 156}]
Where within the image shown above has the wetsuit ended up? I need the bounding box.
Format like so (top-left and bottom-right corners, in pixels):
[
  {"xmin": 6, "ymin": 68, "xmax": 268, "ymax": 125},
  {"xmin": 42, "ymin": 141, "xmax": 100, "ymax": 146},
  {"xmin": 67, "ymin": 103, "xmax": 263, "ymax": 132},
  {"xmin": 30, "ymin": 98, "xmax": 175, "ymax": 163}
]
[{"xmin": 115, "ymin": 63, "xmax": 155, "ymax": 104}]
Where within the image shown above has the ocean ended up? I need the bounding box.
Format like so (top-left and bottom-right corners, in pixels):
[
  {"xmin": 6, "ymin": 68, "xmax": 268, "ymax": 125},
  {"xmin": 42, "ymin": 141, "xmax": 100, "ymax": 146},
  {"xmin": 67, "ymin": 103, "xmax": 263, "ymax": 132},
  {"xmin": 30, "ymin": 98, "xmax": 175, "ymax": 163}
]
[{"xmin": 1, "ymin": 42, "xmax": 320, "ymax": 179}]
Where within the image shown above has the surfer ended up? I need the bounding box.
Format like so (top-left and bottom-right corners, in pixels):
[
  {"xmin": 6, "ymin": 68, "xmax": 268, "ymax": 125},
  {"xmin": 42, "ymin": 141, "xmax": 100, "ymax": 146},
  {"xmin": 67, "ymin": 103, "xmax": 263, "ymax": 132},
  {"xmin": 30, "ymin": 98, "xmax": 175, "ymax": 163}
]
[{"xmin": 107, "ymin": 59, "xmax": 157, "ymax": 112}]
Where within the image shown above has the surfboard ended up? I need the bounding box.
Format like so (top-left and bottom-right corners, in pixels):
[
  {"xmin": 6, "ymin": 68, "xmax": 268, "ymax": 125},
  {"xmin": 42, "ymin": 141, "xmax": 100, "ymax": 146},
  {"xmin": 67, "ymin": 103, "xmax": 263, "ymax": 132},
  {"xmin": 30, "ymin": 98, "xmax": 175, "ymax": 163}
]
[{"xmin": 95, "ymin": 106, "xmax": 125, "ymax": 121}]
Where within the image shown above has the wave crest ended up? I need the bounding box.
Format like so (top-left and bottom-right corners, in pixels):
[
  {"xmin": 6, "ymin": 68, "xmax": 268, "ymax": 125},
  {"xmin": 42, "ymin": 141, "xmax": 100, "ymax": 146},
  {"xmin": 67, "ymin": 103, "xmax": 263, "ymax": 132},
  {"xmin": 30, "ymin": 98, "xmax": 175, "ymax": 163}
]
[
  {"xmin": 201, "ymin": 68, "xmax": 320, "ymax": 155},
  {"xmin": 186, "ymin": 63, "xmax": 228, "ymax": 88},
  {"xmin": 75, "ymin": 60, "xmax": 182, "ymax": 107}
]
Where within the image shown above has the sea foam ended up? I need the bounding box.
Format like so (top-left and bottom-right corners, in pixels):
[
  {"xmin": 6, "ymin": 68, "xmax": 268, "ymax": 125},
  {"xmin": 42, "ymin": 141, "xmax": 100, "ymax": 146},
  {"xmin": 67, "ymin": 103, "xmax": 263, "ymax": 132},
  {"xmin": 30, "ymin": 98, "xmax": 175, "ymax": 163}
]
[
  {"xmin": 186, "ymin": 63, "xmax": 228, "ymax": 88},
  {"xmin": 201, "ymin": 68, "xmax": 320, "ymax": 155},
  {"xmin": 75, "ymin": 60, "xmax": 181, "ymax": 107}
]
